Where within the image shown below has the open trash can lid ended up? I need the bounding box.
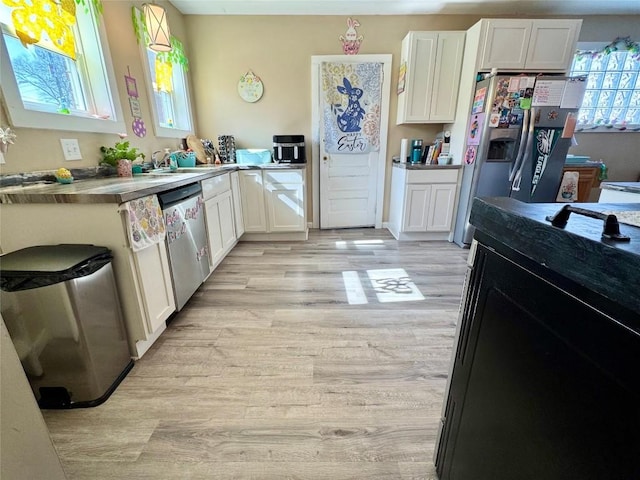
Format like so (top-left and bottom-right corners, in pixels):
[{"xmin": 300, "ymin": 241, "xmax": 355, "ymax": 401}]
[{"xmin": 0, "ymin": 244, "xmax": 112, "ymax": 292}]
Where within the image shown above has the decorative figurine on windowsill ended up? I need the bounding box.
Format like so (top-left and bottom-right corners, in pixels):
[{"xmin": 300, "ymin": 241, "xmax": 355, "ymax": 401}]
[{"xmin": 0, "ymin": 126, "xmax": 17, "ymax": 154}]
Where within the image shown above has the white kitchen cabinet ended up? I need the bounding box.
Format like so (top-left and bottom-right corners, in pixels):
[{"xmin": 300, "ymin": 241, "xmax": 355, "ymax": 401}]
[
  {"xmin": 397, "ymin": 31, "xmax": 465, "ymax": 124},
  {"xmin": 402, "ymin": 183, "xmax": 456, "ymax": 233},
  {"xmin": 264, "ymin": 170, "xmax": 306, "ymax": 232},
  {"xmin": 239, "ymin": 170, "xmax": 268, "ymax": 232},
  {"xmin": 239, "ymin": 168, "xmax": 307, "ymax": 240},
  {"xmin": 202, "ymin": 174, "xmax": 237, "ymax": 270},
  {"xmin": 388, "ymin": 166, "xmax": 461, "ymax": 241},
  {"xmin": 230, "ymin": 171, "xmax": 245, "ymax": 238},
  {"xmin": 204, "ymin": 191, "xmax": 235, "ymax": 269},
  {"xmin": 0, "ymin": 203, "xmax": 175, "ymax": 358},
  {"xmin": 478, "ymin": 19, "xmax": 581, "ymax": 71},
  {"xmin": 403, "ymin": 184, "xmax": 430, "ymax": 231},
  {"xmin": 130, "ymin": 242, "xmax": 175, "ymax": 334},
  {"xmin": 426, "ymin": 183, "xmax": 457, "ymax": 232}
]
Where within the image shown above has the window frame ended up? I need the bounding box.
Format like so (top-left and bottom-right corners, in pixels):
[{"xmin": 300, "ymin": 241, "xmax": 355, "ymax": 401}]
[
  {"xmin": 570, "ymin": 41, "xmax": 640, "ymax": 133},
  {"xmin": 0, "ymin": 4, "xmax": 126, "ymax": 134},
  {"xmin": 133, "ymin": 7, "xmax": 194, "ymax": 139}
]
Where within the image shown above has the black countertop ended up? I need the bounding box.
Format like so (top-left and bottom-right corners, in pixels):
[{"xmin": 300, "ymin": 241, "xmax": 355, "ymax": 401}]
[{"xmin": 469, "ymin": 197, "xmax": 640, "ymax": 314}]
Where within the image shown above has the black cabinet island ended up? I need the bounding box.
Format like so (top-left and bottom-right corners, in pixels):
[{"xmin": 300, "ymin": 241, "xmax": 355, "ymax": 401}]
[{"xmin": 436, "ymin": 197, "xmax": 640, "ymax": 480}]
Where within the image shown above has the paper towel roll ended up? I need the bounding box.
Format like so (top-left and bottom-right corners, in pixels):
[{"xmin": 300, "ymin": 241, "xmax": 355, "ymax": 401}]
[{"xmin": 400, "ymin": 139, "xmax": 408, "ymax": 164}]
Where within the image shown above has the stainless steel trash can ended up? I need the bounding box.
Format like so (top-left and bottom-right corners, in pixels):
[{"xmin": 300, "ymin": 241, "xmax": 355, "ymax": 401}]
[{"xmin": 0, "ymin": 244, "xmax": 133, "ymax": 408}]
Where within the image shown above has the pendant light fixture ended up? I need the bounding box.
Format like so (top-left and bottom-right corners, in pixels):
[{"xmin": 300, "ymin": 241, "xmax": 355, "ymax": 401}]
[{"xmin": 143, "ymin": 3, "xmax": 172, "ymax": 52}]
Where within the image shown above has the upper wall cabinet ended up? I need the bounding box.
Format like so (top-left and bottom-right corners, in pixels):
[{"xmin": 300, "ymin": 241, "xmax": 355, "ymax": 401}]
[
  {"xmin": 397, "ymin": 31, "xmax": 465, "ymax": 124},
  {"xmin": 478, "ymin": 19, "xmax": 582, "ymax": 72}
]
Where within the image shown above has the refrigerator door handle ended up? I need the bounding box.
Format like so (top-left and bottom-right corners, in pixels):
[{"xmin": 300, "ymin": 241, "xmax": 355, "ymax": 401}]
[
  {"xmin": 511, "ymin": 108, "xmax": 536, "ymax": 192},
  {"xmin": 509, "ymin": 109, "xmax": 530, "ymax": 182}
]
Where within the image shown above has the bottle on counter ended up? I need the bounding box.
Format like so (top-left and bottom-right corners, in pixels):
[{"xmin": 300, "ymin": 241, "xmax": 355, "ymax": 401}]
[{"xmin": 411, "ymin": 139, "xmax": 423, "ymax": 164}]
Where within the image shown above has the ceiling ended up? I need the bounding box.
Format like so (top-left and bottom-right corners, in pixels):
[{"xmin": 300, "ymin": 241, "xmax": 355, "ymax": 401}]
[{"xmin": 169, "ymin": 0, "xmax": 640, "ymax": 16}]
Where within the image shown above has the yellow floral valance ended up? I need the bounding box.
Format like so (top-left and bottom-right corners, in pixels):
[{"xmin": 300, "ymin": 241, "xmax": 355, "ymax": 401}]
[
  {"xmin": 1, "ymin": 0, "xmax": 102, "ymax": 60},
  {"xmin": 2, "ymin": 0, "xmax": 76, "ymax": 58}
]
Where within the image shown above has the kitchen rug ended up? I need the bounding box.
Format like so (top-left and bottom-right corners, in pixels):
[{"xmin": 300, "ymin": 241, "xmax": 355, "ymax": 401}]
[{"xmin": 367, "ymin": 268, "xmax": 424, "ymax": 303}]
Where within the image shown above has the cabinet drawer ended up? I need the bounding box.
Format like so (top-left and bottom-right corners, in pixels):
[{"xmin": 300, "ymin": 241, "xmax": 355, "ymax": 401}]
[
  {"xmin": 201, "ymin": 174, "xmax": 231, "ymax": 200},
  {"xmin": 263, "ymin": 169, "xmax": 304, "ymax": 185},
  {"xmin": 407, "ymin": 169, "xmax": 458, "ymax": 184}
]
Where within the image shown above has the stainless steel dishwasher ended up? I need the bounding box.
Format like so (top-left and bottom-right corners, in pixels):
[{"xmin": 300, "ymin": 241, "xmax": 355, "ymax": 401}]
[{"xmin": 157, "ymin": 183, "xmax": 210, "ymax": 311}]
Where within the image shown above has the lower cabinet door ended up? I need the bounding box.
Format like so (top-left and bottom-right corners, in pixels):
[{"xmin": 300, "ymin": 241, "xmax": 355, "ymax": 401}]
[
  {"xmin": 218, "ymin": 191, "xmax": 236, "ymax": 252},
  {"xmin": 403, "ymin": 184, "xmax": 431, "ymax": 232},
  {"xmin": 230, "ymin": 171, "xmax": 245, "ymax": 237},
  {"xmin": 205, "ymin": 191, "xmax": 237, "ymax": 270},
  {"xmin": 205, "ymin": 197, "xmax": 225, "ymax": 268},
  {"xmin": 266, "ymin": 182, "xmax": 306, "ymax": 232},
  {"xmin": 131, "ymin": 242, "xmax": 175, "ymax": 333},
  {"xmin": 426, "ymin": 183, "xmax": 456, "ymax": 231},
  {"xmin": 239, "ymin": 171, "xmax": 268, "ymax": 232}
]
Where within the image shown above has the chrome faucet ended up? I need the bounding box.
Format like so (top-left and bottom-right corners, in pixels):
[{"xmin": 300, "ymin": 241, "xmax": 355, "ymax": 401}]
[{"xmin": 152, "ymin": 149, "xmax": 173, "ymax": 169}]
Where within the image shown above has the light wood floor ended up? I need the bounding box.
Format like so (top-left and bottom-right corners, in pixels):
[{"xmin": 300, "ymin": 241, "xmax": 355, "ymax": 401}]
[{"xmin": 43, "ymin": 229, "xmax": 469, "ymax": 480}]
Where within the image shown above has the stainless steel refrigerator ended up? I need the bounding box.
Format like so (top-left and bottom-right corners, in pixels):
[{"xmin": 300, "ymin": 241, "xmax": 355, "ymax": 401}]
[{"xmin": 453, "ymin": 74, "xmax": 587, "ymax": 247}]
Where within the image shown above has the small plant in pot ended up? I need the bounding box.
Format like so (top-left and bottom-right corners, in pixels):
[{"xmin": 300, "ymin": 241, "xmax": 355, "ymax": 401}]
[{"xmin": 100, "ymin": 141, "xmax": 145, "ymax": 177}]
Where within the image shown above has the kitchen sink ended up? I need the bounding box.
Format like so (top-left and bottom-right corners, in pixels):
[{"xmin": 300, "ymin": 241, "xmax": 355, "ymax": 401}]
[
  {"xmin": 175, "ymin": 165, "xmax": 235, "ymax": 173},
  {"xmin": 140, "ymin": 170, "xmax": 176, "ymax": 176}
]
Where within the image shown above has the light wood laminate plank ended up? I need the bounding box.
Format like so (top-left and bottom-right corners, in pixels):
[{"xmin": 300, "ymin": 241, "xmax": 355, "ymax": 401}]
[{"xmin": 43, "ymin": 228, "xmax": 467, "ymax": 479}]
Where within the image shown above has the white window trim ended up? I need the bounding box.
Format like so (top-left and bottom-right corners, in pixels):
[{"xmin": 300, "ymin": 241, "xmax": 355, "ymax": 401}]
[
  {"xmin": 134, "ymin": 8, "xmax": 194, "ymax": 139},
  {"xmin": 0, "ymin": 11, "xmax": 126, "ymax": 134},
  {"xmin": 572, "ymin": 41, "xmax": 640, "ymax": 134}
]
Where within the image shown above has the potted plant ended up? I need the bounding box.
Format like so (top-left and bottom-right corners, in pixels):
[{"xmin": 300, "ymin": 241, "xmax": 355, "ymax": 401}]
[{"xmin": 100, "ymin": 140, "xmax": 145, "ymax": 177}]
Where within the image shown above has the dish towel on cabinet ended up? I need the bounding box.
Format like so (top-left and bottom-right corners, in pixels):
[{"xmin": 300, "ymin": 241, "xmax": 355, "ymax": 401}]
[{"xmin": 119, "ymin": 195, "xmax": 166, "ymax": 252}]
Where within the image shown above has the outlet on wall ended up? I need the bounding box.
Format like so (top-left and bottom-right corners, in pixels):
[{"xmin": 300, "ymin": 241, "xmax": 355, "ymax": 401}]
[{"xmin": 60, "ymin": 138, "xmax": 82, "ymax": 161}]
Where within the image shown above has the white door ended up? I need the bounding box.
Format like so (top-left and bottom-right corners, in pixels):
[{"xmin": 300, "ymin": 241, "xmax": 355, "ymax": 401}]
[
  {"xmin": 312, "ymin": 54, "xmax": 392, "ymax": 229},
  {"xmin": 320, "ymin": 150, "xmax": 378, "ymax": 228}
]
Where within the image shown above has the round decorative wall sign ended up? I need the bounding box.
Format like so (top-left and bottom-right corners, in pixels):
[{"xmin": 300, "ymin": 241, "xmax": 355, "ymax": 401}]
[{"xmin": 238, "ymin": 71, "xmax": 264, "ymax": 103}]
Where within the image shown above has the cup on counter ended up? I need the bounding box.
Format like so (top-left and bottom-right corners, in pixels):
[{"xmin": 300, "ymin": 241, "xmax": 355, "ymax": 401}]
[{"xmin": 437, "ymin": 154, "xmax": 452, "ymax": 165}]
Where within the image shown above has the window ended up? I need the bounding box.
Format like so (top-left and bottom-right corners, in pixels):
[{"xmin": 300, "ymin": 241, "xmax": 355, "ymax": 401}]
[
  {"xmin": 132, "ymin": 7, "xmax": 193, "ymax": 139},
  {"xmin": 0, "ymin": 0, "xmax": 125, "ymax": 134},
  {"xmin": 570, "ymin": 39, "xmax": 640, "ymax": 132}
]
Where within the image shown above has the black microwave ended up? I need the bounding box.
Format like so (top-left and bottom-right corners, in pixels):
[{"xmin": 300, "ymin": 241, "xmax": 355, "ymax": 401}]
[{"xmin": 273, "ymin": 135, "xmax": 306, "ymax": 163}]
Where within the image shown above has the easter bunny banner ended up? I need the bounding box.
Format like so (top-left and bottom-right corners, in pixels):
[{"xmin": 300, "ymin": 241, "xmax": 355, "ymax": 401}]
[
  {"xmin": 339, "ymin": 17, "xmax": 363, "ymax": 55},
  {"xmin": 321, "ymin": 62, "xmax": 383, "ymax": 154}
]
